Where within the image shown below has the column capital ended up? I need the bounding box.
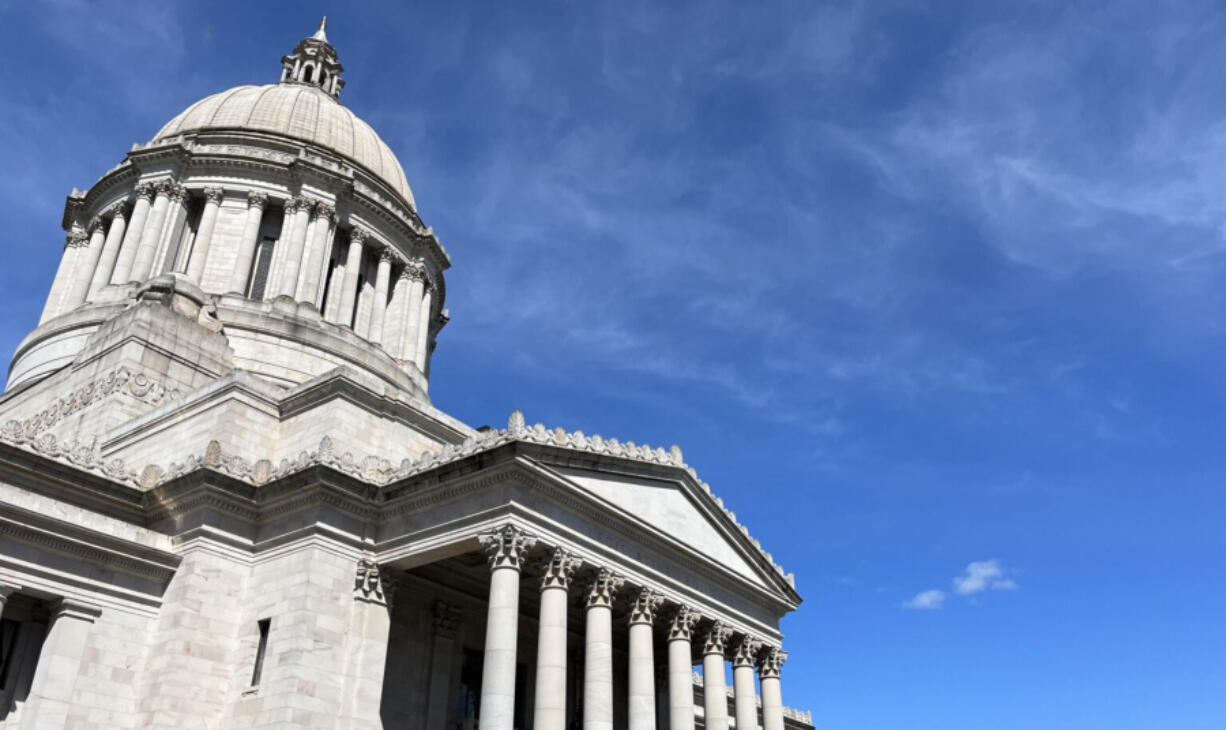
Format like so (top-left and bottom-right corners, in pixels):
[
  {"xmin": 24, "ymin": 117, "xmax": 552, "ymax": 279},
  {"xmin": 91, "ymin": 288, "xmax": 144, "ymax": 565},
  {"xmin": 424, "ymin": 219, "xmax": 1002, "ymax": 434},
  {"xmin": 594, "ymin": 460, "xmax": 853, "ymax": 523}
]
[
  {"xmin": 399, "ymin": 256, "xmax": 427, "ymax": 282},
  {"xmin": 377, "ymin": 247, "xmax": 395, "ymax": 264},
  {"xmin": 202, "ymin": 186, "xmax": 225, "ymax": 203},
  {"xmin": 87, "ymin": 217, "xmax": 106, "ymax": 234},
  {"xmin": 312, "ymin": 201, "xmax": 337, "ymax": 221},
  {"xmin": 701, "ymin": 620, "xmax": 732, "ymax": 656},
  {"xmin": 134, "ymin": 182, "xmax": 157, "ymax": 201},
  {"xmin": 479, "ymin": 523, "xmax": 537, "ymax": 570},
  {"xmin": 535, "ymin": 546, "xmax": 581, "ymax": 591},
  {"xmin": 109, "ymin": 199, "xmax": 133, "ymax": 219},
  {"xmin": 164, "ymin": 182, "xmax": 188, "ymax": 202},
  {"xmin": 287, "ymin": 194, "xmax": 314, "ymax": 213},
  {"xmin": 65, "ymin": 228, "xmax": 89, "ymax": 249},
  {"xmin": 757, "ymin": 645, "xmax": 787, "ymax": 679},
  {"xmin": 355, "ymin": 559, "xmax": 398, "ymax": 608},
  {"xmin": 628, "ymin": 587, "xmax": 664, "ymax": 626},
  {"xmin": 350, "ymin": 226, "xmax": 371, "ymax": 245},
  {"xmin": 247, "ymin": 191, "xmax": 269, "ymax": 209},
  {"xmin": 433, "ymin": 600, "xmax": 461, "ymax": 639},
  {"xmin": 731, "ymin": 635, "xmax": 762, "ymax": 668},
  {"xmin": 666, "ymin": 604, "xmax": 699, "ymax": 641},
  {"xmin": 50, "ymin": 598, "xmax": 102, "ymax": 623},
  {"xmin": 584, "ymin": 567, "xmax": 625, "ymax": 608}
]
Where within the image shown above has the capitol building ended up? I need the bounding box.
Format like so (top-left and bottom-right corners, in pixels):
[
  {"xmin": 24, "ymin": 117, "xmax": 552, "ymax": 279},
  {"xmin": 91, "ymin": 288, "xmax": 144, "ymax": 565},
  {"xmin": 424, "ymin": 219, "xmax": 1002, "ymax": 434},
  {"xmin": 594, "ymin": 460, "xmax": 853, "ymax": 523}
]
[{"xmin": 0, "ymin": 21, "xmax": 812, "ymax": 730}]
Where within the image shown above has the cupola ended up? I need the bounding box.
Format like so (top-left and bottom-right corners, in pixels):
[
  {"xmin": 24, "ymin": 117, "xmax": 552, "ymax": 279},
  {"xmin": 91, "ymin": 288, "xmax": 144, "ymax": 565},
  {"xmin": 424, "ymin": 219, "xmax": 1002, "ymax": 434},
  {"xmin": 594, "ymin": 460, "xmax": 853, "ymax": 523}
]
[{"xmin": 280, "ymin": 17, "xmax": 345, "ymax": 98}]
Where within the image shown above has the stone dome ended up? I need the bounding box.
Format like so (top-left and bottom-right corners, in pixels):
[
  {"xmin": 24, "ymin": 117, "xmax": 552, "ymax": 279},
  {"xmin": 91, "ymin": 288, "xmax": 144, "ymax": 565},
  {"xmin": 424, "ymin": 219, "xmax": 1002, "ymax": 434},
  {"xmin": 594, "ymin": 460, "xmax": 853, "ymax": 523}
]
[{"xmin": 152, "ymin": 83, "xmax": 416, "ymax": 208}]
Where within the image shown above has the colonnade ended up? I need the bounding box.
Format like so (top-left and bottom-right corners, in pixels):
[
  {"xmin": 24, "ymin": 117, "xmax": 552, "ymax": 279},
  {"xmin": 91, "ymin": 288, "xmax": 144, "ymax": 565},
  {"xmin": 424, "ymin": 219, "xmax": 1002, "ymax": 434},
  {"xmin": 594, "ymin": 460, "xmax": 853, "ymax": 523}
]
[
  {"xmin": 41, "ymin": 181, "xmax": 440, "ymax": 367},
  {"xmin": 476, "ymin": 525, "xmax": 789, "ymax": 730}
]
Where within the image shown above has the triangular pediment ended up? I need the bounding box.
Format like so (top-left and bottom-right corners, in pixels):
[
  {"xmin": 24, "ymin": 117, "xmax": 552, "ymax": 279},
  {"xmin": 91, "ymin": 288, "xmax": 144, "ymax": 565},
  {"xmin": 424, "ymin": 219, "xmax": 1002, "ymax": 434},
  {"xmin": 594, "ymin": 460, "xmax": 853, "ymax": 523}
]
[{"xmin": 550, "ymin": 465, "xmax": 780, "ymax": 593}]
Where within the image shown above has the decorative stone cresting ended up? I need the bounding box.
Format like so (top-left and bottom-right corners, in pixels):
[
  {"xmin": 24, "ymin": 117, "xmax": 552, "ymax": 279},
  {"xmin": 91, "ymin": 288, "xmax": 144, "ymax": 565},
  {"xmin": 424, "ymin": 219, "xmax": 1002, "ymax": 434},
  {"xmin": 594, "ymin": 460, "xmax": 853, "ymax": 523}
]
[{"xmin": 1, "ymin": 366, "xmax": 183, "ymax": 439}]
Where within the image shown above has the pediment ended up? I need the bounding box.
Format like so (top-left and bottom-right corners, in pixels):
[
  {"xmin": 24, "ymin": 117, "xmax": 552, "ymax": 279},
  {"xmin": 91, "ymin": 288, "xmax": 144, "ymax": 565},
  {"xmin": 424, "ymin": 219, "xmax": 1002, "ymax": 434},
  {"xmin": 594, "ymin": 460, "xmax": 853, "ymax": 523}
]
[{"xmin": 550, "ymin": 465, "xmax": 781, "ymax": 594}]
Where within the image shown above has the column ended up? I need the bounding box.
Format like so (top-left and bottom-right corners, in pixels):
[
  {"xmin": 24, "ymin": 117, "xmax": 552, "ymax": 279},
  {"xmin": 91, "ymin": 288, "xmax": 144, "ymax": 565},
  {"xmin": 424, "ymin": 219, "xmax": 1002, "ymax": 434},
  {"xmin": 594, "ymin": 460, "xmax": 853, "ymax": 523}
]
[
  {"xmin": 414, "ymin": 285, "xmax": 433, "ymax": 366},
  {"xmin": 701, "ymin": 622, "xmax": 731, "ymax": 730},
  {"xmin": 60, "ymin": 217, "xmax": 107, "ymax": 311},
  {"xmin": 425, "ymin": 601, "xmax": 461, "ymax": 730},
  {"xmin": 110, "ymin": 182, "xmax": 154, "ymax": 284},
  {"xmin": 584, "ymin": 570, "xmax": 624, "ymax": 730},
  {"xmin": 628, "ymin": 589, "xmax": 663, "ymax": 730},
  {"xmin": 154, "ymin": 183, "xmax": 189, "ymax": 274},
  {"xmin": 129, "ymin": 180, "xmax": 176, "ymax": 282},
  {"xmin": 336, "ymin": 228, "xmax": 367, "ymax": 327},
  {"xmin": 229, "ymin": 192, "xmax": 268, "ymax": 293},
  {"xmin": 185, "ymin": 186, "xmax": 224, "ymax": 283},
  {"xmin": 757, "ymin": 647, "xmax": 787, "ymax": 730},
  {"xmin": 89, "ymin": 201, "xmax": 130, "ymax": 297},
  {"xmin": 341, "ymin": 560, "xmax": 398, "ymax": 729},
  {"xmin": 533, "ymin": 547, "xmax": 579, "ymax": 730},
  {"xmin": 40, "ymin": 228, "xmax": 89, "ymax": 324},
  {"xmin": 398, "ymin": 257, "xmax": 427, "ymax": 361},
  {"xmin": 274, "ymin": 196, "xmax": 313, "ymax": 299},
  {"xmin": 383, "ymin": 266, "xmax": 411, "ymax": 354},
  {"xmin": 666, "ymin": 606, "xmax": 698, "ymax": 730},
  {"xmin": 477, "ymin": 524, "xmax": 536, "ymax": 730},
  {"xmin": 731, "ymin": 637, "xmax": 761, "ymax": 730},
  {"xmin": 367, "ymin": 249, "xmax": 393, "ymax": 343},
  {"xmin": 296, "ymin": 202, "xmax": 335, "ymax": 306},
  {"xmin": 18, "ymin": 599, "xmax": 101, "ymax": 730}
]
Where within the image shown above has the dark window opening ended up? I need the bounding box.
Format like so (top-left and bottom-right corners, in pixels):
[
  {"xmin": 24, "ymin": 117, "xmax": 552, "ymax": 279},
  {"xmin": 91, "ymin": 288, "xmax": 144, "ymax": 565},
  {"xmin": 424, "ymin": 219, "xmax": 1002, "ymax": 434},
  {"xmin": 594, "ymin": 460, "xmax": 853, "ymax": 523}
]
[
  {"xmin": 0, "ymin": 619, "xmax": 19, "ymax": 689},
  {"xmin": 246, "ymin": 237, "xmax": 276, "ymax": 300},
  {"xmin": 251, "ymin": 618, "xmax": 271, "ymax": 687}
]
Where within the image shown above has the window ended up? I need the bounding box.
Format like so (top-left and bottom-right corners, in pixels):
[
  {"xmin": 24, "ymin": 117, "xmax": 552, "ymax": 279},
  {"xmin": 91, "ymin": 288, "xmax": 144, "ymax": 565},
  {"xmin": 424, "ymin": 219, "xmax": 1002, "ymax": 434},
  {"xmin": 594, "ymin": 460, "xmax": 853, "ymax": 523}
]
[
  {"xmin": 250, "ymin": 618, "xmax": 271, "ymax": 687},
  {"xmin": 246, "ymin": 236, "xmax": 277, "ymax": 300}
]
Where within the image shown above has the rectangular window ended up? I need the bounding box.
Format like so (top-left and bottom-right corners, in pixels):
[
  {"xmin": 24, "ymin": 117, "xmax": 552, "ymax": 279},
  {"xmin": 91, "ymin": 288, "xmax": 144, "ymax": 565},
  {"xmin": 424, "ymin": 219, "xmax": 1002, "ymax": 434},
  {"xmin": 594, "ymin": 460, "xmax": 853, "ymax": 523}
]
[
  {"xmin": 246, "ymin": 237, "xmax": 277, "ymax": 300},
  {"xmin": 250, "ymin": 618, "xmax": 271, "ymax": 687}
]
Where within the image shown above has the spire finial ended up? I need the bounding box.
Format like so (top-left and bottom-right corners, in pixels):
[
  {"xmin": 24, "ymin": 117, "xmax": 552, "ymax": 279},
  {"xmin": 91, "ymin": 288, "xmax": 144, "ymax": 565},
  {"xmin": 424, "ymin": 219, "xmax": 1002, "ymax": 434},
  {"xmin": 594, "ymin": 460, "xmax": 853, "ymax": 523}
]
[
  {"xmin": 280, "ymin": 16, "xmax": 345, "ymax": 99},
  {"xmin": 313, "ymin": 16, "xmax": 328, "ymax": 42}
]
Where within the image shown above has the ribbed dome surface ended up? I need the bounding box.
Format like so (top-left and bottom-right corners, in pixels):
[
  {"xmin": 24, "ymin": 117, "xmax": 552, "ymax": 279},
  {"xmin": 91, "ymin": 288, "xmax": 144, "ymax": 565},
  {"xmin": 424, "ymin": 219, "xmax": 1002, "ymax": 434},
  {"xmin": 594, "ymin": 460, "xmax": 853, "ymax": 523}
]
[{"xmin": 153, "ymin": 83, "xmax": 415, "ymax": 207}]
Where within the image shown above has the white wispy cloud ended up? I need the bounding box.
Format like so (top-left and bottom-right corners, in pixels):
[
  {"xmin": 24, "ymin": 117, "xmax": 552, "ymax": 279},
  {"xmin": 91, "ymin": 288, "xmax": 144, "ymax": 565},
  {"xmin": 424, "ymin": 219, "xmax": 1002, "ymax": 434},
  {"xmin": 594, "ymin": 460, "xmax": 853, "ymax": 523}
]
[
  {"xmin": 902, "ymin": 589, "xmax": 945, "ymax": 610},
  {"xmin": 953, "ymin": 559, "xmax": 1018, "ymax": 596}
]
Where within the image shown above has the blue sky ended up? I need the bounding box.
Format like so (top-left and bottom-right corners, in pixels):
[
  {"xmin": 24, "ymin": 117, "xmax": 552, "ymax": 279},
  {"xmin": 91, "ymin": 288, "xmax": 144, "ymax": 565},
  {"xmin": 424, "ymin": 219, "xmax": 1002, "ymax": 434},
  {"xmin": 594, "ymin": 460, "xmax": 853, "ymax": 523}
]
[{"xmin": 2, "ymin": 1, "xmax": 1225, "ymax": 727}]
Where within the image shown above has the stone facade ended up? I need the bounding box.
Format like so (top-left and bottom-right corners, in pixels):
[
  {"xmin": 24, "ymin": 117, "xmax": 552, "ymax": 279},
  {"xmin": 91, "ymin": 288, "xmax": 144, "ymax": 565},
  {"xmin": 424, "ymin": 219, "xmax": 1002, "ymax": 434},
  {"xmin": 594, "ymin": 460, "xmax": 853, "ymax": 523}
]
[{"xmin": 0, "ymin": 19, "xmax": 811, "ymax": 730}]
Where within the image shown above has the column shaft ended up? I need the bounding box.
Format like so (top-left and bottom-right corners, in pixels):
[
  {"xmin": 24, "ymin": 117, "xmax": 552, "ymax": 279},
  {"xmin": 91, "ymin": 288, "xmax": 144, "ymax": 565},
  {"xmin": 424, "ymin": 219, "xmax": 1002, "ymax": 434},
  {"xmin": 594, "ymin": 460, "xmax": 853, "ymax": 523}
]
[
  {"xmin": 480, "ymin": 566, "xmax": 521, "ymax": 730},
  {"xmin": 89, "ymin": 206, "xmax": 128, "ymax": 297},
  {"xmin": 336, "ymin": 230, "xmax": 366, "ymax": 327},
  {"xmin": 534, "ymin": 585, "xmax": 569, "ymax": 730},
  {"xmin": 400, "ymin": 268, "xmax": 425, "ymax": 362},
  {"xmin": 702, "ymin": 653, "xmax": 730, "ymax": 730},
  {"xmin": 110, "ymin": 185, "xmax": 153, "ymax": 283},
  {"xmin": 367, "ymin": 251, "xmax": 393, "ymax": 344},
  {"xmin": 628, "ymin": 622, "xmax": 656, "ymax": 730},
  {"xmin": 185, "ymin": 187, "xmax": 223, "ymax": 283},
  {"xmin": 61, "ymin": 221, "xmax": 106, "ymax": 311},
  {"xmin": 275, "ymin": 197, "xmax": 312, "ymax": 299},
  {"xmin": 40, "ymin": 229, "xmax": 87, "ymax": 324},
  {"xmin": 129, "ymin": 183, "xmax": 173, "ymax": 282},
  {"xmin": 584, "ymin": 605, "xmax": 614, "ymax": 730},
  {"xmin": 229, "ymin": 193, "xmax": 267, "ymax": 294},
  {"xmin": 732, "ymin": 664, "xmax": 757, "ymax": 730},
  {"xmin": 296, "ymin": 203, "xmax": 335, "ymax": 306},
  {"xmin": 415, "ymin": 287, "xmax": 433, "ymax": 366},
  {"xmin": 383, "ymin": 271, "xmax": 410, "ymax": 354},
  {"xmin": 757, "ymin": 647, "xmax": 787, "ymax": 730},
  {"xmin": 667, "ymin": 639, "xmax": 695, "ymax": 730}
]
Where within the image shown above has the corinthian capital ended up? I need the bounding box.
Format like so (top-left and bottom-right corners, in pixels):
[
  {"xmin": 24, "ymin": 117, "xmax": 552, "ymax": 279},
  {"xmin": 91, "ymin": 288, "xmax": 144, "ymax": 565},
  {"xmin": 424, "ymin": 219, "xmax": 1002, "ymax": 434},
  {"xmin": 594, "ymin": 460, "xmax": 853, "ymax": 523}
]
[
  {"xmin": 350, "ymin": 226, "xmax": 370, "ymax": 245},
  {"xmin": 87, "ymin": 217, "xmax": 106, "ymax": 234},
  {"xmin": 584, "ymin": 568, "xmax": 625, "ymax": 608},
  {"xmin": 757, "ymin": 645, "xmax": 787, "ymax": 679},
  {"xmin": 536, "ymin": 546, "xmax": 581, "ymax": 591},
  {"xmin": 247, "ymin": 191, "xmax": 268, "ymax": 209},
  {"xmin": 110, "ymin": 199, "xmax": 133, "ymax": 219},
  {"xmin": 628, "ymin": 588, "xmax": 664, "ymax": 626},
  {"xmin": 478, "ymin": 524, "xmax": 536, "ymax": 570},
  {"xmin": 202, "ymin": 186, "xmax": 225, "ymax": 203},
  {"xmin": 399, "ymin": 256, "xmax": 427, "ymax": 282},
  {"xmin": 134, "ymin": 182, "xmax": 156, "ymax": 201},
  {"xmin": 288, "ymin": 195, "xmax": 313, "ymax": 213},
  {"xmin": 312, "ymin": 201, "xmax": 336, "ymax": 221},
  {"xmin": 64, "ymin": 229, "xmax": 89, "ymax": 249},
  {"xmin": 667, "ymin": 605, "xmax": 699, "ymax": 641},
  {"xmin": 167, "ymin": 183, "xmax": 188, "ymax": 203},
  {"xmin": 355, "ymin": 559, "xmax": 398, "ymax": 608},
  {"xmin": 732, "ymin": 635, "xmax": 762, "ymax": 668},
  {"xmin": 702, "ymin": 620, "xmax": 732, "ymax": 656}
]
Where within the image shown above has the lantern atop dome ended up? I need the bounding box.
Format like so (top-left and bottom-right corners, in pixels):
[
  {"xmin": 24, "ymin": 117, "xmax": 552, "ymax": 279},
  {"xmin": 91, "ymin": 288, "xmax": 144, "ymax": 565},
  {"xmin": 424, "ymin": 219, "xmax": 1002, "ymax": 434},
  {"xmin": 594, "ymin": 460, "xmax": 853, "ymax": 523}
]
[{"xmin": 280, "ymin": 17, "xmax": 345, "ymax": 99}]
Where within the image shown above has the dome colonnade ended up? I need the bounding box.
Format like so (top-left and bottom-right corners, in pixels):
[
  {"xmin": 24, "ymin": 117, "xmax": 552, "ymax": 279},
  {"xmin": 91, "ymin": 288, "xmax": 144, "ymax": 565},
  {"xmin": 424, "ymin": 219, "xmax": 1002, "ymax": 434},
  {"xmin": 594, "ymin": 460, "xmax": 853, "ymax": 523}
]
[{"xmin": 20, "ymin": 19, "xmax": 448, "ymax": 395}]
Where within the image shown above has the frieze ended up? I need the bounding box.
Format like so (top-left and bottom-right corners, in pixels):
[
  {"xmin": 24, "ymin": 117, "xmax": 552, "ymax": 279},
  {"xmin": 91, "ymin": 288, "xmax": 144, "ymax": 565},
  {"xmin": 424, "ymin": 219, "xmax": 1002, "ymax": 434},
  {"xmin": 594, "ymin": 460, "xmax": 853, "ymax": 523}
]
[{"xmin": 1, "ymin": 367, "xmax": 182, "ymax": 439}]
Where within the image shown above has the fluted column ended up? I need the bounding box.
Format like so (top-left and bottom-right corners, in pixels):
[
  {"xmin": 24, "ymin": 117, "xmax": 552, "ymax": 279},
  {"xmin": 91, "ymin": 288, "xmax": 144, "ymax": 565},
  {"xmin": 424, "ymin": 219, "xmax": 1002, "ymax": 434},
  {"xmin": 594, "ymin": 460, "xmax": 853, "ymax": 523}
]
[
  {"xmin": 702, "ymin": 622, "xmax": 732, "ymax": 730},
  {"xmin": 367, "ymin": 248, "xmax": 393, "ymax": 343},
  {"xmin": 584, "ymin": 569, "xmax": 624, "ymax": 730},
  {"xmin": 18, "ymin": 599, "xmax": 101, "ymax": 730},
  {"xmin": 533, "ymin": 548, "xmax": 580, "ymax": 730},
  {"xmin": 336, "ymin": 227, "xmax": 367, "ymax": 327},
  {"xmin": 628, "ymin": 589, "xmax": 663, "ymax": 730},
  {"xmin": 731, "ymin": 637, "xmax": 761, "ymax": 730},
  {"xmin": 477, "ymin": 525, "xmax": 536, "ymax": 730},
  {"xmin": 89, "ymin": 201, "xmax": 130, "ymax": 297},
  {"xmin": 229, "ymin": 192, "xmax": 268, "ymax": 294},
  {"xmin": 130, "ymin": 180, "xmax": 177, "ymax": 282},
  {"xmin": 40, "ymin": 227, "xmax": 88, "ymax": 324},
  {"xmin": 296, "ymin": 202, "xmax": 335, "ymax": 306},
  {"xmin": 185, "ymin": 186, "xmax": 224, "ymax": 283},
  {"xmin": 415, "ymin": 285, "xmax": 434, "ymax": 366},
  {"xmin": 667, "ymin": 606, "xmax": 698, "ymax": 730},
  {"xmin": 398, "ymin": 257, "xmax": 427, "ymax": 361},
  {"xmin": 110, "ymin": 182, "xmax": 154, "ymax": 283},
  {"xmin": 63, "ymin": 218, "xmax": 106, "ymax": 310},
  {"xmin": 757, "ymin": 647, "xmax": 787, "ymax": 730},
  {"xmin": 274, "ymin": 195, "xmax": 313, "ymax": 299}
]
